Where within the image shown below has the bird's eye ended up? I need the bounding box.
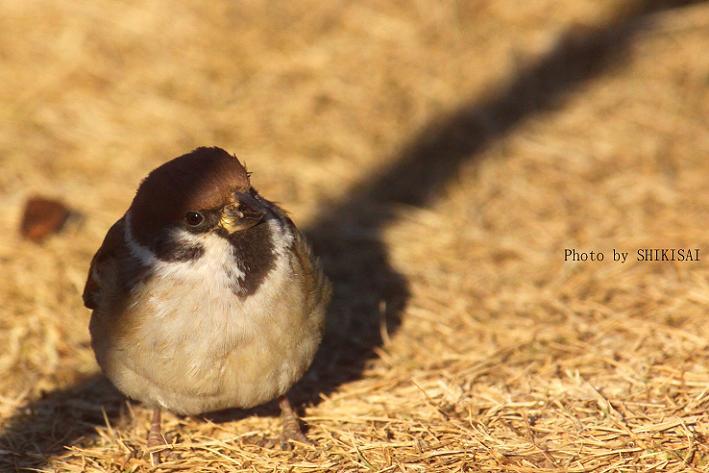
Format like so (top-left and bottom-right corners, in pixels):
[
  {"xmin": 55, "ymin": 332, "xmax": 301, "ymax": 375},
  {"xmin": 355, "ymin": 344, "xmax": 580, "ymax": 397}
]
[{"xmin": 185, "ymin": 211, "xmax": 204, "ymax": 227}]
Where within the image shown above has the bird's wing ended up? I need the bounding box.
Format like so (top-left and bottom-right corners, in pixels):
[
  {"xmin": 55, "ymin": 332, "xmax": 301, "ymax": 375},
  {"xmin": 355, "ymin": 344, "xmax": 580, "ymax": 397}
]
[
  {"xmin": 83, "ymin": 217, "xmax": 129, "ymax": 309},
  {"xmin": 291, "ymin": 227, "xmax": 332, "ymax": 319}
]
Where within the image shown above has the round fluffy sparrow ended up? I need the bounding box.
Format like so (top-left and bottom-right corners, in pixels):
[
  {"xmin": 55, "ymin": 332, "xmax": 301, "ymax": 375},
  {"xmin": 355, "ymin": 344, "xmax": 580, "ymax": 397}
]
[{"xmin": 83, "ymin": 147, "xmax": 331, "ymax": 461}]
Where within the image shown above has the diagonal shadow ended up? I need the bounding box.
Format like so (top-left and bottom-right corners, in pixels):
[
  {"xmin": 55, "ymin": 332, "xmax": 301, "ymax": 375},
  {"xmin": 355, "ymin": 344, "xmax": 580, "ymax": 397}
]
[
  {"xmin": 0, "ymin": 1, "xmax": 701, "ymax": 470},
  {"xmin": 294, "ymin": 0, "xmax": 706, "ymax": 402}
]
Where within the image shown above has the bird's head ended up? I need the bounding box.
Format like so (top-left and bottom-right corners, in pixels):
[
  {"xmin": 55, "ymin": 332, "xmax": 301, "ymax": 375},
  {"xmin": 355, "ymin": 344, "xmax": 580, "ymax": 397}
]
[{"xmin": 127, "ymin": 147, "xmax": 270, "ymax": 262}]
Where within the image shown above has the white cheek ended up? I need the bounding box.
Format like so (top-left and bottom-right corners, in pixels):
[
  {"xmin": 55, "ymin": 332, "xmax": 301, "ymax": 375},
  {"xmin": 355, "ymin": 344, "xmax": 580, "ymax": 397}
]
[
  {"xmin": 124, "ymin": 211, "xmax": 247, "ymax": 283},
  {"xmin": 155, "ymin": 230, "xmax": 246, "ymax": 283}
]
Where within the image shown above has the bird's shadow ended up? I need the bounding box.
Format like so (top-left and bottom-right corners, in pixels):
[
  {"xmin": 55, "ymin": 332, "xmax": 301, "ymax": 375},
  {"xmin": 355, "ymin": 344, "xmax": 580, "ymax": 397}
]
[{"xmin": 0, "ymin": 1, "xmax": 701, "ymax": 469}]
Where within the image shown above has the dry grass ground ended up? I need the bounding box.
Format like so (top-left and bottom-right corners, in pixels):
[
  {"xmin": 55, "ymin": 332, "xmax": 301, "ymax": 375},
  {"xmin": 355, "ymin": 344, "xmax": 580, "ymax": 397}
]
[{"xmin": 1, "ymin": 0, "xmax": 708, "ymax": 471}]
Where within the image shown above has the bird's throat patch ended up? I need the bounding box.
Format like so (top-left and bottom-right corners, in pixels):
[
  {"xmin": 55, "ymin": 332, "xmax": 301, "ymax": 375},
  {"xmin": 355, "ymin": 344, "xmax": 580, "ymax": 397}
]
[{"xmin": 227, "ymin": 222, "xmax": 276, "ymax": 297}]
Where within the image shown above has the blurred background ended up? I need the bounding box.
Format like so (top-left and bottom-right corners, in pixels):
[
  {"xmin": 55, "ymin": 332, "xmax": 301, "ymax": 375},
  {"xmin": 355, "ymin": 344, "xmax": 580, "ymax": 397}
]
[{"xmin": 0, "ymin": 0, "xmax": 707, "ymax": 471}]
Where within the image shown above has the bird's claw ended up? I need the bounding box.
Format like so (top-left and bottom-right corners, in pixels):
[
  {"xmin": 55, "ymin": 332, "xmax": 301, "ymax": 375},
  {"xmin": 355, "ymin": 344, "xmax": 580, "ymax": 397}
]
[{"xmin": 279, "ymin": 425, "xmax": 312, "ymax": 450}]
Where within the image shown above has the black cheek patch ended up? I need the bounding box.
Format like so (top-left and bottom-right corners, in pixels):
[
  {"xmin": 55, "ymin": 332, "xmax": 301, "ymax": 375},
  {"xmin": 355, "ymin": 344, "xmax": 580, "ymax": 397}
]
[
  {"xmin": 152, "ymin": 231, "xmax": 205, "ymax": 262},
  {"xmin": 227, "ymin": 222, "xmax": 276, "ymax": 297}
]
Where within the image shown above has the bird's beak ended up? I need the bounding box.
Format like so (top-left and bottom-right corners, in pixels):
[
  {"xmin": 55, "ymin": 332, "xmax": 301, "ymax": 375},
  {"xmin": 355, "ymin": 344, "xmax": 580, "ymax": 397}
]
[{"xmin": 219, "ymin": 192, "xmax": 265, "ymax": 233}]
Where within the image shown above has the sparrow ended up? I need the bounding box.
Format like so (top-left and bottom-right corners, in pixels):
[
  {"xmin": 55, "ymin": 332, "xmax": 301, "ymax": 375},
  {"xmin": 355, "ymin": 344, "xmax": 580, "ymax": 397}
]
[{"xmin": 82, "ymin": 147, "xmax": 331, "ymax": 463}]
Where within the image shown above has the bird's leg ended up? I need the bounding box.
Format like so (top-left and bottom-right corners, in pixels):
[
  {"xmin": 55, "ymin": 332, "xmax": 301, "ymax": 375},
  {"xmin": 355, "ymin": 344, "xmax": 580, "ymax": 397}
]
[
  {"xmin": 147, "ymin": 407, "xmax": 166, "ymax": 465},
  {"xmin": 278, "ymin": 395, "xmax": 310, "ymax": 449}
]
